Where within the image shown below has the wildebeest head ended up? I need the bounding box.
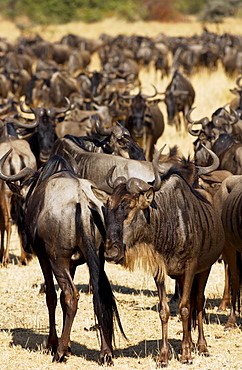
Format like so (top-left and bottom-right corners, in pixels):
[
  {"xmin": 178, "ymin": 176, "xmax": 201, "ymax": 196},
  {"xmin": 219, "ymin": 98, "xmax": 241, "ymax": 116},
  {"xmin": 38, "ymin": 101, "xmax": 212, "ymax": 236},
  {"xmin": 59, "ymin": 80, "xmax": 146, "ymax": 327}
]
[
  {"xmin": 187, "ymin": 106, "xmax": 239, "ymax": 140},
  {"xmin": 92, "ymin": 148, "xmax": 162, "ymax": 264},
  {"xmin": 94, "ymin": 175, "xmax": 156, "ymax": 265},
  {"xmin": 160, "ymin": 70, "xmax": 195, "ymax": 130},
  {"xmin": 94, "ymin": 119, "xmax": 146, "ymax": 160},
  {"xmin": 119, "ymin": 86, "xmax": 159, "ymax": 139},
  {"xmin": 187, "ymin": 107, "xmax": 238, "ymax": 166},
  {"xmin": 19, "ymin": 97, "xmax": 71, "ymax": 165}
]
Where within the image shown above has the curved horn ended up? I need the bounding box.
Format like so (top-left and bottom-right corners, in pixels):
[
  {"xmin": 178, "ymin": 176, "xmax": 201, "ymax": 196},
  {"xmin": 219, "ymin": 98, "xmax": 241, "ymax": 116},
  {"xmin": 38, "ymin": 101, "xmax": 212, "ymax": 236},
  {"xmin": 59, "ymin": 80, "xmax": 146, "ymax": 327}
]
[
  {"xmin": 188, "ymin": 123, "xmax": 201, "ymax": 137},
  {"xmin": 186, "ymin": 107, "xmax": 208, "ymax": 136},
  {"xmin": 117, "ymin": 122, "xmax": 131, "ymax": 136},
  {"xmin": 152, "ymin": 145, "xmax": 165, "ymax": 191},
  {"xmin": 229, "ymin": 108, "xmax": 239, "ymax": 125},
  {"xmin": 197, "ymin": 145, "xmax": 220, "ymax": 176},
  {"xmin": 95, "ymin": 119, "xmax": 112, "ymax": 136},
  {"xmin": 8, "ymin": 116, "xmax": 39, "ymax": 129},
  {"xmin": 4, "ymin": 116, "xmax": 36, "ymax": 130},
  {"xmin": 141, "ymin": 84, "xmax": 158, "ymax": 99},
  {"xmin": 186, "ymin": 107, "xmax": 209, "ymax": 127},
  {"xmin": 20, "ymin": 101, "xmax": 34, "ymax": 114},
  {"xmin": 126, "ymin": 177, "xmax": 152, "ymax": 193},
  {"xmin": 236, "ymin": 75, "xmax": 242, "ymax": 89},
  {"xmin": 0, "ymin": 149, "xmax": 36, "ymax": 181},
  {"xmin": 53, "ymin": 97, "xmax": 71, "ymax": 114},
  {"xmin": 118, "ymin": 87, "xmax": 135, "ymax": 100},
  {"xmin": 47, "ymin": 97, "xmax": 72, "ymax": 116},
  {"xmin": 106, "ymin": 165, "xmax": 126, "ymax": 189}
]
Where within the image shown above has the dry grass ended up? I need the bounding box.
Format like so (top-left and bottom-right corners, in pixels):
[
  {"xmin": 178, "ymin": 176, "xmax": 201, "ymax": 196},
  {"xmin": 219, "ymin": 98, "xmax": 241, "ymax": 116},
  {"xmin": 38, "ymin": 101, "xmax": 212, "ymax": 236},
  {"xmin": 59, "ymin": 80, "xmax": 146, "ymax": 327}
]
[{"xmin": 0, "ymin": 15, "xmax": 242, "ymax": 369}]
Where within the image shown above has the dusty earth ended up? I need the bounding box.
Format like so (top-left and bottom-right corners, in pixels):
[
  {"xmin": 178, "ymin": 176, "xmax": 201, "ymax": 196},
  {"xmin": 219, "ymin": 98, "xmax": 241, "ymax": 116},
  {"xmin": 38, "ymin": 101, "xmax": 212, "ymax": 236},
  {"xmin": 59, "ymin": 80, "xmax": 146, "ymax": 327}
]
[{"xmin": 0, "ymin": 15, "xmax": 242, "ymax": 370}]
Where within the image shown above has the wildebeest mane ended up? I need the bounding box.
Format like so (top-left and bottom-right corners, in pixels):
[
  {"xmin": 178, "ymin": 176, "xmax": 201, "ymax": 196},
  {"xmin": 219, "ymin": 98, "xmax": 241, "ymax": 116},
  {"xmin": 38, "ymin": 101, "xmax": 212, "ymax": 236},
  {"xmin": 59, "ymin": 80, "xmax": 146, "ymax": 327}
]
[
  {"xmin": 20, "ymin": 154, "xmax": 76, "ymax": 200},
  {"xmin": 65, "ymin": 134, "xmax": 110, "ymax": 152},
  {"xmin": 160, "ymin": 160, "xmax": 211, "ymax": 204},
  {"xmin": 37, "ymin": 154, "xmax": 76, "ymax": 183}
]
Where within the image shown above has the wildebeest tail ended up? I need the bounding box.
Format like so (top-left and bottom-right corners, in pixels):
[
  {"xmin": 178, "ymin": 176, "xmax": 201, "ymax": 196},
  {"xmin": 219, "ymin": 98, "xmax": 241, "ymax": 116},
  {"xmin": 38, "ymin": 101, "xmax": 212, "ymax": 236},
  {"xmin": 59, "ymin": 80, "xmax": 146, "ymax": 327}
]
[{"xmin": 76, "ymin": 202, "xmax": 126, "ymax": 347}]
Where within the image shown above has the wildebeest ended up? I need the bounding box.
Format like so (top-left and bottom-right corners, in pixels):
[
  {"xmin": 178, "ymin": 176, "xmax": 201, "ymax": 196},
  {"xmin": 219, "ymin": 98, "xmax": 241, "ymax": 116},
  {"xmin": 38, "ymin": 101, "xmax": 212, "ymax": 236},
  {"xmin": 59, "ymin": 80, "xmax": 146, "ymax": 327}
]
[
  {"xmin": 0, "ymin": 121, "xmax": 36, "ymax": 264},
  {"xmin": 161, "ymin": 69, "xmax": 195, "ymax": 132},
  {"xmin": 25, "ymin": 70, "xmax": 80, "ymax": 108},
  {"xmin": 118, "ymin": 86, "xmax": 164, "ymax": 161},
  {"xmin": 0, "ymin": 150, "xmax": 124, "ymax": 364},
  {"xmin": 55, "ymin": 102, "xmax": 112, "ymax": 138},
  {"xmin": 91, "ymin": 152, "xmax": 225, "ymax": 366},
  {"xmin": 18, "ymin": 97, "xmax": 71, "ymax": 167},
  {"xmin": 52, "ymin": 118, "xmax": 146, "ymax": 161},
  {"xmin": 214, "ymin": 175, "xmax": 242, "ymax": 330},
  {"xmin": 187, "ymin": 106, "xmax": 239, "ymax": 142},
  {"xmin": 51, "ymin": 142, "xmax": 179, "ymax": 193},
  {"xmin": 187, "ymin": 108, "xmax": 242, "ymax": 174}
]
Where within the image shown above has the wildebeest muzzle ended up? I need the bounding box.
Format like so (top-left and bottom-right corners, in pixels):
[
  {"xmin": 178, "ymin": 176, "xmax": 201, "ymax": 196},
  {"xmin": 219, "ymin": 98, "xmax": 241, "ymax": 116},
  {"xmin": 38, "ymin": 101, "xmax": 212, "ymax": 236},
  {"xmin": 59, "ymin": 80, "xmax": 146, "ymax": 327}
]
[{"xmin": 104, "ymin": 241, "xmax": 126, "ymax": 264}]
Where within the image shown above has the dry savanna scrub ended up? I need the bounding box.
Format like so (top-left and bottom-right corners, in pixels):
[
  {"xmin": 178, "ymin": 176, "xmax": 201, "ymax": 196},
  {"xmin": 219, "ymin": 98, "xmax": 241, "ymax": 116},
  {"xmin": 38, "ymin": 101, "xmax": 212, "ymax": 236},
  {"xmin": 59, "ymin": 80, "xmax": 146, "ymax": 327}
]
[{"xmin": 0, "ymin": 15, "xmax": 242, "ymax": 370}]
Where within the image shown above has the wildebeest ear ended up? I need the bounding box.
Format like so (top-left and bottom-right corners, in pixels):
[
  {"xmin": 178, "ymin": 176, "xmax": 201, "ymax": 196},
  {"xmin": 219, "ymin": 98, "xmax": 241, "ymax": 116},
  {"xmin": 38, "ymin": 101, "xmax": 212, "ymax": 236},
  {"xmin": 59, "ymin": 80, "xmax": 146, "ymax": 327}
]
[
  {"xmin": 6, "ymin": 181, "xmax": 22, "ymax": 196},
  {"xmin": 138, "ymin": 188, "xmax": 154, "ymax": 209},
  {"xmin": 91, "ymin": 186, "xmax": 109, "ymax": 204}
]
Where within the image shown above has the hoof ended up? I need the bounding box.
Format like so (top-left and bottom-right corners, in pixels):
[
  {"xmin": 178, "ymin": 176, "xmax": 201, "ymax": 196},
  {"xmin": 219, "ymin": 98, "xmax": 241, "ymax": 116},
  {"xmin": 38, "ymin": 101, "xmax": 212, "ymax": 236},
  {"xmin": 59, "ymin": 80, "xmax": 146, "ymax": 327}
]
[
  {"xmin": 52, "ymin": 347, "xmax": 71, "ymax": 363},
  {"xmin": 198, "ymin": 345, "xmax": 210, "ymax": 357},
  {"xmin": 99, "ymin": 353, "xmax": 113, "ymax": 366},
  {"xmin": 52, "ymin": 352, "xmax": 68, "ymax": 363},
  {"xmin": 224, "ymin": 324, "xmax": 237, "ymax": 332},
  {"xmin": 179, "ymin": 354, "xmax": 193, "ymax": 365},
  {"xmin": 180, "ymin": 359, "xmax": 193, "ymax": 365},
  {"xmin": 157, "ymin": 362, "xmax": 168, "ymax": 368}
]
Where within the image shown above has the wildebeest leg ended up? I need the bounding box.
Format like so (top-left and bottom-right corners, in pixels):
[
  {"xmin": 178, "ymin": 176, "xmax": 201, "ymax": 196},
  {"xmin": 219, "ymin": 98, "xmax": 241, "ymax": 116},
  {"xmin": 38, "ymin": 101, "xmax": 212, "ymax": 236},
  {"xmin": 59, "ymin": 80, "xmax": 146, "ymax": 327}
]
[
  {"xmin": 222, "ymin": 245, "xmax": 239, "ymax": 330},
  {"xmin": 59, "ymin": 262, "xmax": 77, "ymax": 356},
  {"xmin": 0, "ymin": 229, "xmax": 4, "ymax": 262},
  {"xmin": 145, "ymin": 134, "xmax": 153, "ymax": 161},
  {"xmin": 169, "ymin": 280, "xmax": 181, "ymax": 305},
  {"xmin": 178, "ymin": 263, "xmax": 197, "ymax": 364},
  {"xmin": 175, "ymin": 114, "xmax": 181, "ymax": 132},
  {"xmin": 37, "ymin": 255, "xmax": 58, "ymax": 353},
  {"xmin": 2, "ymin": 195, "xmax": 12, "ymax": 264},
  {"xmin": 19, "ymin": 246, "xmax": 26, "ymax": 265},
  {"xmin": 155, "ymin": 278, "xmax": 170, "ymax": 366},
  {"xmin": 183, "ymin": 105, "xmax": 189, "ymax": 133},
  {"xmin": 194, "ymin": 269, "xmax": 211, "ymax": 355},
  {"xmin": 218, "ymin": 260, "xmax": 230, "ymax": 312},
  {"xmin": 51, "ymin": 258, "xmax": 79, "ymax": 362}
]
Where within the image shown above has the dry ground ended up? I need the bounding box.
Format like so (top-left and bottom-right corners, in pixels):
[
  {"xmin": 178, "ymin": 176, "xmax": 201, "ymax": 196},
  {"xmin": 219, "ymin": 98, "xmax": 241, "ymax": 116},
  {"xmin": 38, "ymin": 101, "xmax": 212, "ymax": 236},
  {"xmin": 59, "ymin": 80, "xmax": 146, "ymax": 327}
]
[{"xmin": 0, "ymin": 16, "xmax": 242, "ymax": 370}]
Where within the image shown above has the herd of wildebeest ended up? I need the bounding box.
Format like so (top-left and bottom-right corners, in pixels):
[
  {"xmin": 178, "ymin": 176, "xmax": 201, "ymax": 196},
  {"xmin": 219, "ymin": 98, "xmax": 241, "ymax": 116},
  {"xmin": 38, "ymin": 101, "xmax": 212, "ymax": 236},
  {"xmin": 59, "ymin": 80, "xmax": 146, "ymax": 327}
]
[{"xmin": 1, "ymin": 26, "xmax": 242, "ymax": 367}]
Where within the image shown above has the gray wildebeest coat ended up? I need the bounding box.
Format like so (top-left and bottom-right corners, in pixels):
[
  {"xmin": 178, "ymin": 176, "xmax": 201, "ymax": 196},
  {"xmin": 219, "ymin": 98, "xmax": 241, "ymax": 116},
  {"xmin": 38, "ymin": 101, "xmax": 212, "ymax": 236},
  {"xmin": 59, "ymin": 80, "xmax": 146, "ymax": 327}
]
[
  {"xmin": 161, "ymin": 69, "xmax": 195, "ymax": 132},
  {"xmin": 214, "ymin": 175, "xmax": 242, "ymax": 331},
  {"xmin": 0, "ymin": 151, "xmax": 124, "ymax": 365},
  {"xmin": 92, "ymin": 154, "xmax": 225, "ymax": 366}
]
